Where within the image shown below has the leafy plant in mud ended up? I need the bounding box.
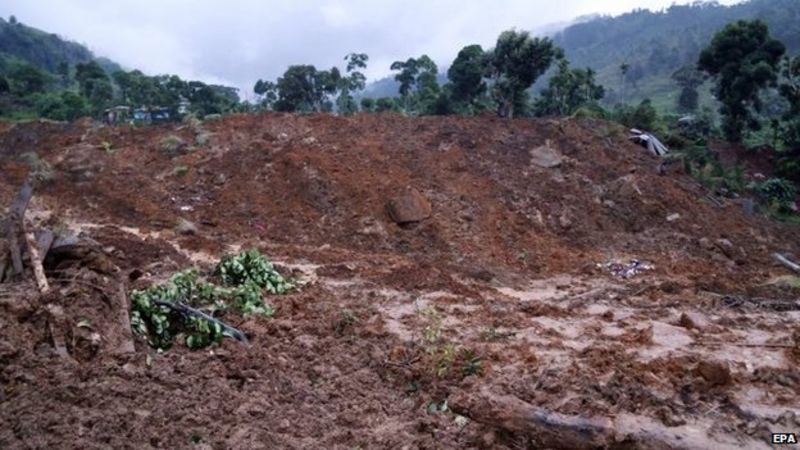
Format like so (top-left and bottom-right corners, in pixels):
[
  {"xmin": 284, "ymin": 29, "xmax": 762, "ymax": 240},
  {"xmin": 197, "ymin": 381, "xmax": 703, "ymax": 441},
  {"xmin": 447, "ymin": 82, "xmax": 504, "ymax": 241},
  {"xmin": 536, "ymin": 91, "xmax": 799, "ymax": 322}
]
[
  {"xmin": 417, "ymin": 307, "xmax": 485, "ymax": 380},
  {"xmin": 130, "ymin": 250, "xmax": 293, "ymax": 350},
  {"xmin": 418, "ymin": 307, "xmax": 456, "ymax": 378},
  {"xmin": 215, "ymin": 248, "xmax": 294, "ymax": 295}
]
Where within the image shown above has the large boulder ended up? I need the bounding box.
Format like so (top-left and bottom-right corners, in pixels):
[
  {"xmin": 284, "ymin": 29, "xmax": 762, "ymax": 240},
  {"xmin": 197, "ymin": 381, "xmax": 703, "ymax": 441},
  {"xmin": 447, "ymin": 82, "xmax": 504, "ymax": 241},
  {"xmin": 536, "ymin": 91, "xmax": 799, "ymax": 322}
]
[
  {"xmin": 530, "ymin": 140, "xmax": 563, "ymax": 168},
  {"xmin": 386, "ymin": 188, "xmax": 432, "ymax": 224}
]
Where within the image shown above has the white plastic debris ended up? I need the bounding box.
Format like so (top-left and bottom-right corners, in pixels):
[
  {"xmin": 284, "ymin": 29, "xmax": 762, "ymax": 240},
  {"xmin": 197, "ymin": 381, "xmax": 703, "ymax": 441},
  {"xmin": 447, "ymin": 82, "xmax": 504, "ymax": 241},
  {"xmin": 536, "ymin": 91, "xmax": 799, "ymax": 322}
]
[{"xmin": 629, "ymin": 129, "xmax": 669, "ymax": 157}]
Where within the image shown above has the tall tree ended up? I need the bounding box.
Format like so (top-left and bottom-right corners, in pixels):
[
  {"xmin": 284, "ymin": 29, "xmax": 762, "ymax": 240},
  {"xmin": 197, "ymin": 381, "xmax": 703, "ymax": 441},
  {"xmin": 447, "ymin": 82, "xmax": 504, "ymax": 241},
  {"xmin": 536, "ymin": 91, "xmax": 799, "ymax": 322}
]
[
  {"xmin": 671, "ymin": 65, "xmax": 705, "ymax": 113},
  {"xmin": 254, "ymin": 79, "xmax": 277, "ymax": 111},
  {"xmin": 447, "ymin": 44, "xmax": 487, "ymax": 114},
  {"xmin": 390, "ymin": 57, "xmax": 420, "ymax": 112},
  {"xmin": 534, "ymin": 59, "xmax": 605, "ymax": 116},
  {"xmin": 337, "ymin": 52, "xmax": 368, "ymax": 115},
  {"xmin": 485, "ymin": 30, "xmax": 561, "ymax": 118},
  {"xmin": 274, "ymin": 65, "xmax": 340, "ymax": 113},
  {"xmin": 75, "ymin": 60, "xmax": 112, "ymax": 112},
  {"xmin": 8, "ymin": 62, "xmax": 49, "ymax": 96},
  {"xmin": 619, "ymin": 63, "xmax": 630, "ymax": 103},
  {"xmin": 698, "ymin": 20, "xmax": 785, "ymax": 142}
]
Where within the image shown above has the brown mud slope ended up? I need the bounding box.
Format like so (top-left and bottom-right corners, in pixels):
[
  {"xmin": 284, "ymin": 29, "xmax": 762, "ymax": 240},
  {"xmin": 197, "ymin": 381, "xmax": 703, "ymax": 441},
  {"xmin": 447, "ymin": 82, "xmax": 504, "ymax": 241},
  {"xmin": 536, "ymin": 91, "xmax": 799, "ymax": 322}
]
[{"xmin": 1, "ymin": 114, "xmax": 799, "ymax": 449}]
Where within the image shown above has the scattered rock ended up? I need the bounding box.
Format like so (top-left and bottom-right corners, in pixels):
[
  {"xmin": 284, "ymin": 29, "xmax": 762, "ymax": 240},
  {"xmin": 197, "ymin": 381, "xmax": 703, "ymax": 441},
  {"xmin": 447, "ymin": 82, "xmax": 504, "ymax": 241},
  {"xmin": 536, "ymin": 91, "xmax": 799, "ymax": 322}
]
[
  {"xmin": 715, "ymin": 238, "xmax": 735, "ymax": 258},
  {"xmin": 666, "ymin": 213, "xmax": 680, "ymax": 222},
  {"xmin": 698, "ymin": 237, "xmax": 714, "ymax": 251},
  {"xmin": 558, "ymin": 213, "xmax": 573, "ymax": 229},
  {"xmin": 678, "ymin": 313, "xmax": 696, "ymax": 329},
  {"xmin": 175, "ymin": 218, "xmax": 198, "ymax": 236},
  {"xmin": 386, "ymin": 188, "xmax": 432, "ymax": 224},
  {"xmin": 659, "ymin": 280, "xmax": 682, "ymax": 294},
  {"xmin": 695, "ymin": 360, "xmax": 732, "ymax": 386},
  {"xmin": 467, "ymin": 269, "xmax": 495, "ymax": 282},
  {"xmin": 529, "ymin": 140, "xmax": 563, "ymax": 168}
]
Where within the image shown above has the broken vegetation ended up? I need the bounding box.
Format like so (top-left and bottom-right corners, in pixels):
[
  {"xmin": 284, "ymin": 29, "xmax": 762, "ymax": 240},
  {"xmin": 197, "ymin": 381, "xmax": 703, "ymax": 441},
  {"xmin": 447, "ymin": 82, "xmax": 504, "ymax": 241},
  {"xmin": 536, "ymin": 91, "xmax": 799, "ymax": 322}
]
[{"xmin": 130, "ymin": 249, "xmax": 294, "ymax": 349}]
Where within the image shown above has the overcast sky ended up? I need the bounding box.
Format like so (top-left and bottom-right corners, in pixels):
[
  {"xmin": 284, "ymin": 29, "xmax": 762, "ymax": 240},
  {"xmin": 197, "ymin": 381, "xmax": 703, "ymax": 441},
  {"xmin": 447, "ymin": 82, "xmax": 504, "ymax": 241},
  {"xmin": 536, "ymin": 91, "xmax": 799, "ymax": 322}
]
[{"xmin": 5, "ymin": 0, "xmax": 742, "ymax": 99}]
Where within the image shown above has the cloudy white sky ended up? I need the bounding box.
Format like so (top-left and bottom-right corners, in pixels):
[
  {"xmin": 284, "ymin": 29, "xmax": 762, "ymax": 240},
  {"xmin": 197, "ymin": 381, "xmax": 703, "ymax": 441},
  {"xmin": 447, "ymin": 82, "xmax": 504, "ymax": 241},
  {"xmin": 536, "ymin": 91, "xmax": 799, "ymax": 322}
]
[{"xmin": 4, "ymin": 0, "xmax": 742, "ymax": 99}]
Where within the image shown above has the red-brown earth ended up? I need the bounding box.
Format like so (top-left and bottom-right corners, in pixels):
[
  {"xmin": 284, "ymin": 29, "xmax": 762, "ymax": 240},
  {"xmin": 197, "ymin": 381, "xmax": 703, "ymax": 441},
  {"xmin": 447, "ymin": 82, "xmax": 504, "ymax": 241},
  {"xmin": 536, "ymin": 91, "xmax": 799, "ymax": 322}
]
[{"xmin": 1, "ymin": 113, "xmax": 798, "ymax": 449}]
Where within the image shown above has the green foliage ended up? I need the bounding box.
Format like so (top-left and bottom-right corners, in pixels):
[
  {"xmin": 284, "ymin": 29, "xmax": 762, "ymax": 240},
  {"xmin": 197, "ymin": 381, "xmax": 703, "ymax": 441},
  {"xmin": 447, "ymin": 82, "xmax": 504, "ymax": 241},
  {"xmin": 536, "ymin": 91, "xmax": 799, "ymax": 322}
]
[
  {"xmin": 34, "ymin": 90, "xmax": 89, "ymax": 121},
  {"xmin": 75, "ymin": 60, "xmax": 113, "ymax": 113},
  {"xmin": 486, "ymin": 30, "xmax": 561, "ymax": 118},
  {"xmin": 460, "ymin": 349, "xmax": 483, "ymax": 377},
  {"xmin": 534, "ymin": 58, "xmax": 605, "ymax": 116},
  {"xmin": 173, "ymin": 165, "xmax": 189, "ymax": 177},
  {"xmin": 447, "ymin": 44, "xmax": 488, "ymax": 114},
  {"xmin": 612, "ymin": 99, "xmax": 660, "ymax": 131},
  {"xmin": 336, "ymin": 53, "xmax": 369, "ymax": 115},
  {"xmin": 671, "ymin": 65, "xmax": 705, "ymax": 113},
  {"xmin": 753, "ymin": 177, "xmax": 797, "ymax": 213},
  {"xmin": 7, "ymin": 61, "xmax": 50, "ymax": 95},
  {"xmin": 130, "ymin": 250, "xmax": 293, "ymax": 350},
  {"xmin": 390, "ymin": 55, "xmax": 441, "ymax": 115},
  {"xmin": 215, "ymin": 248, "xmax": 294, "ymax": 295},
  {"xmin": 698, "ymin": 20, "xmax": 786, "ymax": 142},
  {"xmin": 552, "ymin": 0, "xmax": 800, "ymax": 110},
  {"xmin": 274, "ymin": 65, "xmax": 340, "ymax": 113},
  {"xmin": 18, "ymin": 151, "xmax": 53, "ymax": 183},
  {"xmin": 333, "ymin": 309, "xmax": 357, "ymax": 336},
  {"xmin": 160, "ymin": 135, "xmax": 186, "ymax": 155},
  {"xmin": 254, "ymin": 79, "xmax": 278, "ymax": 111}
]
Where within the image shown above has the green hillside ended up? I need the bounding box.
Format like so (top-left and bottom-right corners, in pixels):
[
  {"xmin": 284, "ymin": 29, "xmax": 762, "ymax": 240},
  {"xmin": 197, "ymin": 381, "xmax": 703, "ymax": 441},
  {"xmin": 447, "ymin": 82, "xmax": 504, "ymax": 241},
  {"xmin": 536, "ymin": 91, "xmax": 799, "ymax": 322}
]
[
  {"xmin": 363, "ymin": 0, "xmax": 800, "ymax": 113},
  {"xmin": 553, "ymin": 0, "xmax": 800, "ymax": 111},
  {"xmin": 0, "ymin": 16, "xmax": 121, "ymax": 75}
]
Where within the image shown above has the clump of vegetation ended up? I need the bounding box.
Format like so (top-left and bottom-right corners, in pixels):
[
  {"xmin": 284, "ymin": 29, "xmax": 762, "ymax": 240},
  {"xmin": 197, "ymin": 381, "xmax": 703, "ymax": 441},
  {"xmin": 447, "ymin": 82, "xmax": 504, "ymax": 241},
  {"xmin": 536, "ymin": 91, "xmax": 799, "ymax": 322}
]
[
  {"xmin": 753, "ymin": 177, "xmax": 797, "ymax": 214},
  {"xmin": 195, "ymin": 131, "xmax": 211, "ymax": 147},
  {"xmin": 19, "ymin": 151, "xmax": 53, "ymax": 183},
  {"xmin": 417, "ymin": 307, "xmax": 483, "ymax": 379},
  {"xmin": 160, "ymin": 135, "xmax": 187, "ymax": 155},
  {"xmin": 130, "ymin": 249, "xmax": 293, "ymax": 350},
  {"xmin": 333, "ymin": 309, "xmax": 357, "ymax": 336},
  {"xmin": 98, "ymin": 141, "xmax": 114, "ymax": 154},
  {"xmin": 172, "ymin": 165, "xmax": 189, "ymax": 177}
]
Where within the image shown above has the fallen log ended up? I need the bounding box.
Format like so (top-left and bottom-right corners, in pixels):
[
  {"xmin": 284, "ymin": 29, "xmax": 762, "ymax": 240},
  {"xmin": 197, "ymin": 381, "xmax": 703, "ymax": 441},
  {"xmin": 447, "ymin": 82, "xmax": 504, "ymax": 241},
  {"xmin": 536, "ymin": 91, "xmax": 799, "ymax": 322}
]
[
  {"xmin": 152, "ymin": 299, "xmax": 249, "ymax": 345},
  {"xmin": 111, "ymin": 281, "xmax": 135, "ymax": 354},
  {"xmin": 4, "ymin": 178, "xmax": 33, "ymax": 276},
  {"xmin": 449, "ymin": 388, "xmax": 758, "ymax": 450},
  {"xmin": 773, "ymin": 253, "xmax": 800, "ymax": 274},
  {"xmin": 448, "ymin": 388, "xmax": 613, "ymax": 449},
  {"xmin": 24, "ymin": 224, "xmax": 49, "ymax": 294}
]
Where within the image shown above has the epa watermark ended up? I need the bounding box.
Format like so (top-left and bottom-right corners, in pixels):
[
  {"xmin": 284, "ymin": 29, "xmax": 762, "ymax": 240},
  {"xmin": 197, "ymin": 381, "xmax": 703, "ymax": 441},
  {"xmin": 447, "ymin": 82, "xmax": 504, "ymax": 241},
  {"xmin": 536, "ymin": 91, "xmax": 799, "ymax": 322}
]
[{"xmin": 771, "ymin": 433, "xmax": 798, "ymax": 445}]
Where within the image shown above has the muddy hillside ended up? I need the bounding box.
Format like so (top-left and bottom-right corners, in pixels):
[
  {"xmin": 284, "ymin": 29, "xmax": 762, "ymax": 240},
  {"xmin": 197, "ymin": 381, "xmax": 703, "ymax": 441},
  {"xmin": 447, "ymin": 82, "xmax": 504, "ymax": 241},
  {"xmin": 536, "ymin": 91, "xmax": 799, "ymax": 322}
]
[{"xmin": 1, "ymin": 114, "xmax": 799, "ymax": 449}]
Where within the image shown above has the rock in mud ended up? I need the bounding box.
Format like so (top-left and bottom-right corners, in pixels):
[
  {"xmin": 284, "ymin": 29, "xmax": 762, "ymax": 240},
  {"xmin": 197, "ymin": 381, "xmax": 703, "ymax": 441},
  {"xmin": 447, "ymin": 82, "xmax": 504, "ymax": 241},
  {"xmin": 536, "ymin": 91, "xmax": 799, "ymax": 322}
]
[
  {"xmin": 678, "ymin": 313, "xmax": 696, "ymax": 329},
  {"xmin": 695, "ymin": 360, "xmax": 732, "ymax": 386},
  {"xmin": 176, "ymin": 218, "xmax": 198, "ymax": 235},
  {"xmin": 386, "ymin": 188, "xmax": 432, "ymax": 224},
  {"xmin": 529, "ymin": 140, "xmax": 564, "ymax": 168}
]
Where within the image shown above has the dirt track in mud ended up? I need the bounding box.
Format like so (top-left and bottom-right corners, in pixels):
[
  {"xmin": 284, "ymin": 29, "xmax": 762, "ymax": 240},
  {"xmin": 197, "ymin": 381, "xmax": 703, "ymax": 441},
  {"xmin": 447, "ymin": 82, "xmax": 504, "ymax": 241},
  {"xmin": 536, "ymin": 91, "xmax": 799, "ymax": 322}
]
[{"xmin": 1, "ymin": 113, "xmax": 799, "ymax": 449}]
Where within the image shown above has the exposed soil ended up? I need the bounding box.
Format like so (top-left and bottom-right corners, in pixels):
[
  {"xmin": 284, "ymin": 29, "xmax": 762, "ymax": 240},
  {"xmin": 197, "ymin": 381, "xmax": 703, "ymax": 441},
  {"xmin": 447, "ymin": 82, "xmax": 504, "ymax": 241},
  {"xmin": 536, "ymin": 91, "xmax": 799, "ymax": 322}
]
[{"xmin": 1, "ymin": 114, "xmax": 799, "ymax": 449}]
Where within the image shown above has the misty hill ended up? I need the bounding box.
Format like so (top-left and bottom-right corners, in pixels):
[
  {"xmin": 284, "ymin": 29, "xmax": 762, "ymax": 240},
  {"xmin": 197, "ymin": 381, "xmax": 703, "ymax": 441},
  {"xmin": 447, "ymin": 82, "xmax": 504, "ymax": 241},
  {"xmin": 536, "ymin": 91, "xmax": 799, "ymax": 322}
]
[
  {"xmin": 0, "ymin": 16, "xmax": 121, "ymax": 76},
  {"xmin": 363, "ymin": 0, "xmax": 800, "ymax": 112},
  {"xmin": 554, "ymin": 0, "xmax": 800, "ymax": 110}
]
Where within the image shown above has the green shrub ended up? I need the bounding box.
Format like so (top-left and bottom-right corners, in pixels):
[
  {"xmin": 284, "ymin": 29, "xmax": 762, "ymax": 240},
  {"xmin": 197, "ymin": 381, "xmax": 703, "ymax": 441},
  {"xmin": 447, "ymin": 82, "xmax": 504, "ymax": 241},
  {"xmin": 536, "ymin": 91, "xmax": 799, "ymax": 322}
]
[
  {"xmin": 130, "ymin": 250, "xmax": 293, "ymax": 350},
  {"xmin": 754, "ymin": 177, "xmax": 797, "ymax": 213},
  {"xmin": 160, "ymin": 135, "xmax": 186, "ymax": 155}
]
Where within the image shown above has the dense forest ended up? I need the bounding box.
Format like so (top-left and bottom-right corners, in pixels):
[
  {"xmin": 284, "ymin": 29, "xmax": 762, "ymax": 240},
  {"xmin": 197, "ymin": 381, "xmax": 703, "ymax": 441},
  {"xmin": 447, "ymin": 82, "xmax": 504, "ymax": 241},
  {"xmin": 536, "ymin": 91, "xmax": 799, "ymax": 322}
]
[
  {"xmin": 0, "ymin": 16, "xmax": 241, "ymax": 121},
  {"xmin": 361, "ymin": 0, "xmax": 800, "ymax": 111},
  {"xmin": 555, "ymin": 0, "xmax": 800, "ymax": 109}
]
